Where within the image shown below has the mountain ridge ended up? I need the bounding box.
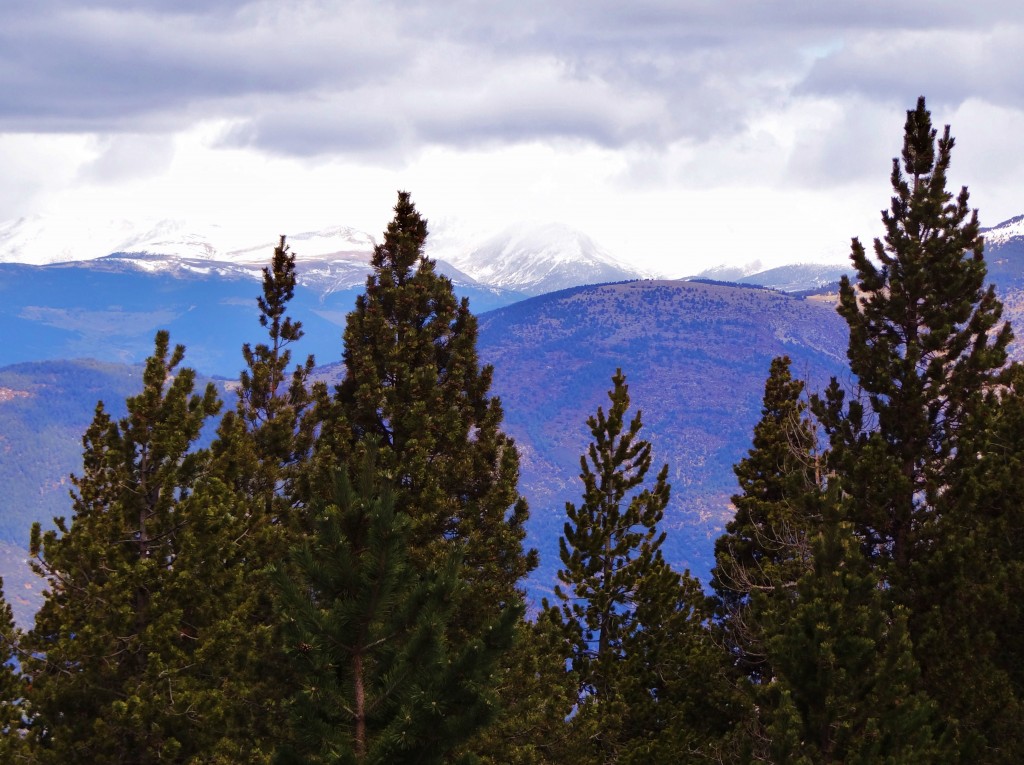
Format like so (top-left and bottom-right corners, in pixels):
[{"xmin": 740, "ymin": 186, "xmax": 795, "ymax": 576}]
[{"xmin": 0, "ymin": 215, "xmax": 652, "ymax": 298}]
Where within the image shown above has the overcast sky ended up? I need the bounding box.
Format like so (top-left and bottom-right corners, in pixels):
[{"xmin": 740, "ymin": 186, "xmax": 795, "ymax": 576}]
[{"xmin": 2, "ymin": 1, "xmax": 1022, "ymax": 275}]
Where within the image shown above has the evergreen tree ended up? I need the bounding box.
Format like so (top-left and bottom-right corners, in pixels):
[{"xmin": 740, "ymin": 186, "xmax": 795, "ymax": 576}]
[
  {"xmin": 0, "ymin": 579, "xmax": 28, "ymax": 761},
  {"xmin": 814, "ymin": 96, "xmax": 1016, "ymax": 757},
  {"xmin": 763, "ymin": 508, "xmax": 941, "ymax": 765},
  {"xmin": 551, "ymin": 368, "xmax": 670, "ymax": 700},
  {"xmin": 205, "ymin": 235, "xmax": 323, "ymax": 759},
  {"xmin": 821, "ymin": 96, "xmax": 1010, "ymax": 578},
  {"xmin": 22, "ymin": 332, "xmax": 250, "ymax": 763},
  {"xmin": 711, "ymin": 356, "xmax": 823, "ymax": 680},
  {"xmin": 326, "ymin": 191, "xmax": 535, "ymax": 626},
  {"xmin": 548, "ymin": 369, "xmax": 727, "ymax": 760},
  {"xmin": 274, "ymin": 447, "xmax": 521, "ymax": 765},
  {"xmin": 229, "ymin": 234, "xmax": 317, "ymax": 516},
  {"xmin": 910, "ymin": 365, "xmax": 1024, "ymax": 761},
  {"xmin": 471, "ymin": 612, "xmax": 581, "ymax": 765},
  {"xmin": 296, "ymin": 193, "xmax": 538, "ymax": 762}
]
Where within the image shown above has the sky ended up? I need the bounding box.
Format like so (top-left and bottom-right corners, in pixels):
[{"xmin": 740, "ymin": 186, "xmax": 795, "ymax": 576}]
[{"xmin": 2, "ymin": 1, "xmax": 1023, "ymax": 277}]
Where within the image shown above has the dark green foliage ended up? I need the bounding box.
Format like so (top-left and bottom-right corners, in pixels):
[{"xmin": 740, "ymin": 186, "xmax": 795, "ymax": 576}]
[
  {"xmin": 205, "ymin": 235, "xmax": 324, "ymax": 761},
  {"xmin": 216, "ymin": 233, "xmax": 318, "ymax": 546},
  {"xmin": 307, "ymin": 193, "xmax": 537, "ymax": 761},
  {"xmin": 812, "ymin": 97, "xmax": 1020, "ymax": 759},
  {"xmin": 909, "ymin": 365, "xmax": 1024, "ymax": 761},
  {"xmin": 22, "ymin": 331, "xmax": 251, "ymax": 763},
  {"xmin": 0, "ymin": 578, "xmax": 28, "ymax": 760},
  {"xmin": 274, "ymin": 449, "xmax": 520, "ymax": 765},
  {"xmin": 472, "ymin": 612, "xmax": 581, "ymax": 765},
  {"xmin": 326, "ymin": 190, "xmax": 535, "ymax": 635},
  {"xmin": 823, "ymin": 96, "xmax": 1011, "ymax": 576},
  {"xmin": 235, "ymin": 235, "xmax": 317, "ymax": 501},
  {"xmin": 613, "ymin": 572, "xmax": 741, "ymax": 765},
  {"xmin": 764, "ymin": 508, "xmax": 941, "ymax": 764},
  {"xmin": 712, "ymin": 356, "xmax": 823, "ymax": 680},
  {"xmin": 547, "ymin": 369, "xmax": 729, "ymax": 761},
  {"xmin": 551, "ymin": 368, "xmax": 670, "ymax": 699}
]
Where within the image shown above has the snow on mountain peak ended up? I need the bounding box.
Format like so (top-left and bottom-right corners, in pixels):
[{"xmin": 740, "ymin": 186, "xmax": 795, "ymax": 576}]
[
  {"xmin": 443, "ymin": 221, "xmax": 650, "ymax": 295},
  {"xmin": 0, "ymin": 214, "xmax": 649, "ymax": 296},
  {"xmin": 0, "ymin": 215, "xmax": 379, "ymax": 268},
  {"xmin": 982, "ymin": 215, "xmax": 1024, "ymax": 247}
]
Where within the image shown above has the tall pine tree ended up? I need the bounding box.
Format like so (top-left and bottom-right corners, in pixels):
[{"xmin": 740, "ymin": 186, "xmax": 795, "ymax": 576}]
[
  {"xmin": 299, "ymin": 192, "xmax": 535, "ymax": 760},
  {"xmin": 551, "ymin": 368, "xmax": 671, "ymax": 700},
  {"xmin": 318, "ymin": 191, "xmax": 535, "ymax": 636},
  {"xmin": 228, "ymin": 234, "xmax": 317, "ymax": 516},
  {"xmin": 712, "ymin": 355, "xmax": 823, "ymax": 681},
  {"xmin": 815, "ymin": 96, "xmax": 1015, "ymax": 760},
  {"xmin": 821, "ymin": 96, "xmax": 1010, "ymax": 578},
  {"xmin": 23, "ymin": 332, "xmax": 251, "ymax": 763},
  {"xmin": 205, "ymin": 235, "xmax": 323, "ymax": 759},
  {"xmin": 548, "ymin": 369, "xmax": 722, "ymax": 760}
]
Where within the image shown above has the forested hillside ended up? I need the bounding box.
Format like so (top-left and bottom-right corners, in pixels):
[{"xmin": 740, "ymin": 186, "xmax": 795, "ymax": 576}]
[
  {"xmin": 0, "ymin": 278, "xmax": 849, "ymax": 617},
  {"xmin": 1, "ymin": 100, "xmax": 1023, "ymax": 763},
  {"xmin": 478, "ymin": 279, "xmax": 848, "ymax": 584}
]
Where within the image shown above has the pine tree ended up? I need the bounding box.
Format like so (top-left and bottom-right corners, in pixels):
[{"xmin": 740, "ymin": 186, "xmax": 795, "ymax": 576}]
[
  {"xmin": 22, "ymin": 331, "xmax": 250, "ymax": 763},
  {"xmin": 0, "ymin": 579, "xmax": 28, "ymax": 761},
  {"xmin": 293, "ymin": 192, "xmax": 535, "ymax": 761},
  {"xmin": 551, "ymin": 368, "xmax": 670, "ymax": 700},
  {"xmin": 230, "ymin": 234, "xmax": 317, "ymax": 515},
  {"xmin": 814, "ymin": 96, "xmax": 1016, "ymax": 758},
  {"xmin": 205, "ymin": 235, "xmax": 323, "ymax": 759},
  {"xmin": 910, "ymin": 365, "xmax": 1024, "ymax": 761},
  {"xmin": 763, "ymin": 507, "xmax": 941, "ymax": 765},
  {"xmin": 274, "ymin": 447, "xmax": 521, "ymax": 765},
  {"xmin": 821, "ymin": 96, "xmax": 1010, "ymax": 578},
  {"xmin": 712, "ymin": 356, "xmax": 823, "ymax": 680},
  {"xmin": 547, "ymin": 369, "xmax": 726, "ymax": 760},
  {"xmin": 471, "ymin": 612, "xmax": 581, "ymax": 765},
  {"xmin": 320, "ymin": 190, "xmax": 535, "ymax": 639}
]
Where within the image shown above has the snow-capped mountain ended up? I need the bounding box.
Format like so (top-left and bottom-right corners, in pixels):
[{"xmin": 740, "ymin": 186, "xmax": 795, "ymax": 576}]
[
  {"xmin": 0, "ymin": 215, "xmax": 647, "ymax": 298},
  {"xmin": 688, "ymin": 262, "xmax": 852, "ymax": 294},
  {"xmin": 444, "ymin": 222, "xmax": 651, "ymax": 296},
  {"xmin": 981, "ymin": 215, "xmax": 1024, "ymax": 288},
  {"xmin": 982, "ymin": 214, "xmax": 1024, "ymax": 248},
  {"xmin": 688, "ymin": 261, "xmax": 766, "ymax": 284},
  {"xmin": 1, "ymin": 214, "xmax": 368, "ymax": 258}
]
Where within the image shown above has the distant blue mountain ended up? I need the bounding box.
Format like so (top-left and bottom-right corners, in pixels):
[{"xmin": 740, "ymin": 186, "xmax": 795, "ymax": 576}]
[{"xmin": 0, "ymin": 261, "xmax": 522, "ymax": 376}]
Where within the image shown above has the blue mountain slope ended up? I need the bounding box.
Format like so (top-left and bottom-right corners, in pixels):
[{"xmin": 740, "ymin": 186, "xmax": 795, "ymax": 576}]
[
  {"xmin": 0, "ymin": 262, "xmax": 518, "ymax": 375},
  {"xmin": 477, "ymin": 280, "xmax": 850, "ymax": 592},
  {"xmin": 0, "ymin": 278, "xmax": 851, "ymax": 623}
]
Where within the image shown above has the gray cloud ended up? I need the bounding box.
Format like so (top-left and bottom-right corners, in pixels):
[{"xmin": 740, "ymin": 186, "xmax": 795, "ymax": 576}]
[
  {"xmin": 1, "ymin": 0, "xmax": 1020, "ymax": 173},
  {"xmin": 798, "ymin": 26, "xmax": 1024, "ymax": 110}
]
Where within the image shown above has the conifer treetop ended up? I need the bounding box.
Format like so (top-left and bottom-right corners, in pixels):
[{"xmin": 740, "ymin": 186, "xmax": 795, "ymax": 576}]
[
  {"xmin": 371, "ymin": 190, "xmax": 429, "ymax": 282},
  {"xmin": 836, "ymin": 95, "xmax": 1010, "ymax": 489}
]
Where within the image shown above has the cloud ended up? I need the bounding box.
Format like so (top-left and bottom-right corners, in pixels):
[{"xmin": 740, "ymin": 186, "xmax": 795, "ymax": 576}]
[
  {"xmin": 0, "ymin": 0, "xmax": 1020, "ymax": 190},
  {"xmin": 798, "ymin": 25, "xmax": 1024, "ymax": 111},
  {"xmin": 78, "ymin": 133, "xmax": 176, "ymax": 182},
  {"xmin": 0, "ymin": 1, "xmax": 403, "ymax": 131}
]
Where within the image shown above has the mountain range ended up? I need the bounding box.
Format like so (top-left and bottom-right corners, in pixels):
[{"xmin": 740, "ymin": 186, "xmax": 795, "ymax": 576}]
[{"xmin": 3, "ymin": 212, "xmax": 1024, "ymax": 623}]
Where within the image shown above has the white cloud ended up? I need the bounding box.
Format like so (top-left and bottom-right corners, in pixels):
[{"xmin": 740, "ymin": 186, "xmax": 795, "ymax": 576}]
[{"xmin": 0, "ymin": 1, "xmax": 1021, "ymax": 274}]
